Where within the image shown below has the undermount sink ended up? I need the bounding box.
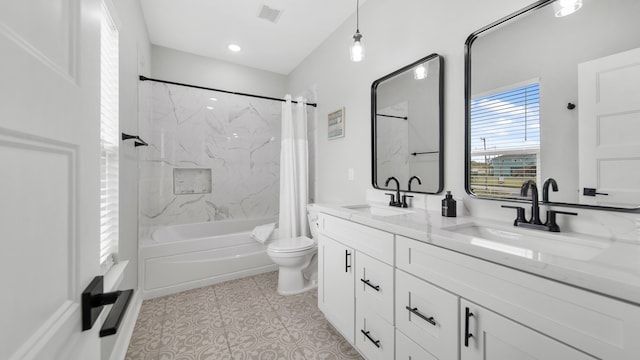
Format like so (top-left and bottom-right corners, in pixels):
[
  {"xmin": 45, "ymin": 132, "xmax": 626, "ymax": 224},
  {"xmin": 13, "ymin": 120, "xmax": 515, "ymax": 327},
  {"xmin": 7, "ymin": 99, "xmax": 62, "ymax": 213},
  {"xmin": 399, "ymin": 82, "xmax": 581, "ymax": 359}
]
[
  {"xmin": 441, "ymin": 222, "xmax": 611, "ymax": 261},
  {"xmin": 343, "ymin": 203, "xmax": 415, "ymax": 217}
]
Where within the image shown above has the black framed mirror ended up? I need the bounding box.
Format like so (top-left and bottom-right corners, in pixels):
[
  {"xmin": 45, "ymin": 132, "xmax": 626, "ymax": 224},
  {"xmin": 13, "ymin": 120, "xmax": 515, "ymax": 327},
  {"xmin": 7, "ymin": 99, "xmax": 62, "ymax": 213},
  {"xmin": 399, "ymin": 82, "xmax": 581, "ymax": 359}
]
[
  {"xmin": 372, "ymin": 54, "xmax": 444, "ymax": 194},
  {"xmin": 465, "ymin": 0, "xmax": 640, "ymax": 211}
]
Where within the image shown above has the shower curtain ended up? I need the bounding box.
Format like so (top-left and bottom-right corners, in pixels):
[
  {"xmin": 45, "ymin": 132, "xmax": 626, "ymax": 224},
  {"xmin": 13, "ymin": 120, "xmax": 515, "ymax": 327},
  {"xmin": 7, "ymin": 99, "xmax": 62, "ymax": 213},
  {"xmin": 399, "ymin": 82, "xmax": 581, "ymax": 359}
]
[{"xmin": 279, "ymin": 95, "xmax": 309, "ymax": 238}]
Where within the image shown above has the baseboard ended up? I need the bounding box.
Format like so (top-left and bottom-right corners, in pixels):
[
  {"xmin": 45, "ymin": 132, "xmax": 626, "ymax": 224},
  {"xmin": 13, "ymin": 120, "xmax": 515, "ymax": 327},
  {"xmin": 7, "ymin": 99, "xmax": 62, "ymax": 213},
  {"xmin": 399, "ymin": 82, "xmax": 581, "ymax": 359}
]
[{"xmin": 108, "ymin": 288, "xmax": 142, "ymax": 360}]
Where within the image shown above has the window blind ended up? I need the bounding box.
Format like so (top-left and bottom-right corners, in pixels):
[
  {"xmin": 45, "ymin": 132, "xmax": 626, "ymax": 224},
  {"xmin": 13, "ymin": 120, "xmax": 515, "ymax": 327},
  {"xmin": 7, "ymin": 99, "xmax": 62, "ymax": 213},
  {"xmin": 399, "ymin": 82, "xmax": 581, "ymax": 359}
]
[
  {"xmin": 470, "ymin": 82, "xmax": 540, "ymax": 198},
  {"xmin": 100, "ymin": 2, "xmax": 119, "ymax": 271}
]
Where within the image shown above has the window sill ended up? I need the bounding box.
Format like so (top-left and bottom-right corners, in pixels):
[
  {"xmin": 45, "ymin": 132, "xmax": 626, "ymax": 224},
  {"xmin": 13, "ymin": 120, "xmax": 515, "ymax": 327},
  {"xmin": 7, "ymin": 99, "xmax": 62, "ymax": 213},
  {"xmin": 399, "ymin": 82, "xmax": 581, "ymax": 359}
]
[{"xmin": 104, "ymin": 260, "xmax": 128, "ymax": 292}]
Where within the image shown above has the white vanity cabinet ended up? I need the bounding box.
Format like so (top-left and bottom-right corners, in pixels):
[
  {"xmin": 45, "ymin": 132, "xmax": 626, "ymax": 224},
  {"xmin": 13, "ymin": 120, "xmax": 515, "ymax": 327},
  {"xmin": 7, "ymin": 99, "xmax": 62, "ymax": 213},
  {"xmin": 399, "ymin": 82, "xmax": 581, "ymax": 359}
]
[
  {"xmin": 318, "ymin": 233, "xmax": 355, "ymax": 343},
  {"xmin": 317, "ymin": 213, "xmax": 395, "ymax": 354},
  {"xmin": 461, "ymin": 299, "xmax": 596, "ymax": 360},
  {"xmin": 397, "ymin": 235, "xmax": 640, "ymax": 360}
]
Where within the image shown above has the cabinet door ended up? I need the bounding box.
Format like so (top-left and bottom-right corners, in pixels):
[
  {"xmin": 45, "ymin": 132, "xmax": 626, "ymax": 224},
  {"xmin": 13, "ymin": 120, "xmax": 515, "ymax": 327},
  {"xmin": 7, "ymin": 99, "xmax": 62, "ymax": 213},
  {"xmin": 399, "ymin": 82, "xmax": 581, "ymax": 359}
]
[
  {"xmin": 318, "ymin": 234, "xmax": 355, "ymax": 344},
  {"xmin": 461, "ymin": 299, "xmax": 597, "ymax": 360},
  {"xmin": 396, "ymin": 270, "xmax": 459, "ymax": 360},
  {"xmin": 355, "ymin": 252, "xmax": 394, "ymax": 325}
]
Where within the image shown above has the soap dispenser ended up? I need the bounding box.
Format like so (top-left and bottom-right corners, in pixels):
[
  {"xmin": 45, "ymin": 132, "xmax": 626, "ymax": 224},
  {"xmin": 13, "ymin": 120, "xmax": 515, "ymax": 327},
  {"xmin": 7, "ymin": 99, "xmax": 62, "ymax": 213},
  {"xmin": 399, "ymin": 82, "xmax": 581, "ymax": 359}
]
[{"xmin": 442, "ymin": 191, "xmax": 456, "ymax": 217}]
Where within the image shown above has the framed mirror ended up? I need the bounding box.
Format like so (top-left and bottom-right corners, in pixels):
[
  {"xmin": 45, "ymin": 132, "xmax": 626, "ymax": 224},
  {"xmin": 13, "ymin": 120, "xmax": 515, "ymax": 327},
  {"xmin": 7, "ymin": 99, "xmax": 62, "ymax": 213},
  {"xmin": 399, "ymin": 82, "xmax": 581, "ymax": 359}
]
[
  {"xmin": 465, "ymin": 0, "xmax": 640, "ymax": 211},
  {"xmin": 372, "ymin": 54, "xmax": 444, "ymax": 194}
]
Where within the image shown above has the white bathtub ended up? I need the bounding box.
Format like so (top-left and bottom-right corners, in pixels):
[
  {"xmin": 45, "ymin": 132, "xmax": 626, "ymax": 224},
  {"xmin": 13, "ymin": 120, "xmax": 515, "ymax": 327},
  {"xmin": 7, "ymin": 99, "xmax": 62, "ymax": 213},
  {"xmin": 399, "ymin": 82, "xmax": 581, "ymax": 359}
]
[{"xmin": 139, "ymin": 217, "xmax": 278, "ymax": 299}]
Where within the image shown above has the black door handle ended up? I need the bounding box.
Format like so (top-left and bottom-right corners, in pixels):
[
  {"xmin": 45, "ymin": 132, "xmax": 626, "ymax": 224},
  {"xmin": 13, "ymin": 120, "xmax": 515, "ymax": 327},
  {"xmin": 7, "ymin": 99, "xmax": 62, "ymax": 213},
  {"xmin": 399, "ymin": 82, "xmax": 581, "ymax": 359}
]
[
  {"xmin": 405, "ymin": 306, "xmax": 436, "ymax": 326},
  {"xmin": 360, "ymin": 329, "xmax": 381, "ymax": 348},
  {"xmin": 464, "ymin": 307, "xmax": 474, "ymax": 347},
  {"xmin": 345, "ymin": 250, "xmax": 352, "ymax": 272},
  {"xmin": 360, "ymin": 278, "xmax": 380, "ymax": 291}
]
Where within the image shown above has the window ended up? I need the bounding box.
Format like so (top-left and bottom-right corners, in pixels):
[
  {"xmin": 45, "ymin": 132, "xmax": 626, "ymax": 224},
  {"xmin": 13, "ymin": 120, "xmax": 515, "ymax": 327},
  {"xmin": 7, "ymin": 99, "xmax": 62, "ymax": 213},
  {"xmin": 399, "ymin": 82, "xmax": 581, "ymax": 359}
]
[
  {"xmin": 100, "ymin": 2, "xmax": 119, "ymax": 273},
  {"xmin": 469, "ymin": 81, "xmax": 540, "ymax": 198}
]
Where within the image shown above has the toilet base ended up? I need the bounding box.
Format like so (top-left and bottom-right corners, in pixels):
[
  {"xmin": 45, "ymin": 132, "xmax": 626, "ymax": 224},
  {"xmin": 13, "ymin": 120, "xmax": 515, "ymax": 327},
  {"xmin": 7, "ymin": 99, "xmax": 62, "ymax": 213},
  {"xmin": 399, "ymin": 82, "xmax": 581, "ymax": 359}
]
[{"xmin": 276, "ymin": 266, "xmax": 318, "ymax": 295}]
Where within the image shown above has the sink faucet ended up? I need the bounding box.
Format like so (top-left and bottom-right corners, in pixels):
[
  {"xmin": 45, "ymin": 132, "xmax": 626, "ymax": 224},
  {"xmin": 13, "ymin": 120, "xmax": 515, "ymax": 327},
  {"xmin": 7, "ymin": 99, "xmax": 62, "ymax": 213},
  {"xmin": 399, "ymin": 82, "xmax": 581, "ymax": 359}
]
[
  {"xmin": 503, "ymin": 179, "xmax": 577, "ymax": 232},
  {"xmin": 542, "ymin": 178, "xmax": 558, "ymax": 202},
  {"xmin": 384, "ymin": 176, "xmax": 402, "ymax": 207},
  {"xmin": 408, "ymin": 176, "xmax": 422, "ymax": 191},
  {"xmin": 521, "ymin": 180, "xmax": 542, "ymax": 225}
]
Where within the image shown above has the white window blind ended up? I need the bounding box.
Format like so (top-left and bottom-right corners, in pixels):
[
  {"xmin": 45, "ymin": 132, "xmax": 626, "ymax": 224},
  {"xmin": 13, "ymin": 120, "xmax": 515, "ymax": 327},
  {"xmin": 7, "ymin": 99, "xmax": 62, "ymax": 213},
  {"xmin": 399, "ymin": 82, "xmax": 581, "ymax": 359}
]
[
  {"xmin": 100, "ymin": 2, "xmax": 119, "ymax": 272},
  {"xmin": 470, "ymin": 82, "xmax": 540, "ymax": 198}
]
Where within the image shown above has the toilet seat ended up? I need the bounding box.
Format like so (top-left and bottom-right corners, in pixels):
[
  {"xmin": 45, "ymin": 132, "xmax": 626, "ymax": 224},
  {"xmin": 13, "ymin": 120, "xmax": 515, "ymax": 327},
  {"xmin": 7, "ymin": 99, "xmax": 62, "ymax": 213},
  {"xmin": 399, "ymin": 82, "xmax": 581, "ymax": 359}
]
[{"xmin": 268, "ymin": 236, "xmax": 315, "ymax": 253}]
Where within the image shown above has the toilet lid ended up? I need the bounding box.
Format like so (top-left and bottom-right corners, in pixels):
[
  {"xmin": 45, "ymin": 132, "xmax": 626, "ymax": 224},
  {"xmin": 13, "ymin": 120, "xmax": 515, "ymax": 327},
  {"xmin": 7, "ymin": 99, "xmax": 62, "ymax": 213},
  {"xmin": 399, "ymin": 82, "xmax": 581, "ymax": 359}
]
[{"xmin": 268, "ymin": 236, "xmax": 315, "ymax": 253}]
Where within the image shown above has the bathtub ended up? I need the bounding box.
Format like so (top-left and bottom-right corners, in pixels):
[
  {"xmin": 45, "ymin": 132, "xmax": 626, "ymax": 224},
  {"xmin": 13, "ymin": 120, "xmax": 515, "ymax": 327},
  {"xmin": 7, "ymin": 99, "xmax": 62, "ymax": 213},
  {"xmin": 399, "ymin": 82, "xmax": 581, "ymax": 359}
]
[{"xmin": 139, "ymin": 217, "xmax": 278, "ymax": 299}]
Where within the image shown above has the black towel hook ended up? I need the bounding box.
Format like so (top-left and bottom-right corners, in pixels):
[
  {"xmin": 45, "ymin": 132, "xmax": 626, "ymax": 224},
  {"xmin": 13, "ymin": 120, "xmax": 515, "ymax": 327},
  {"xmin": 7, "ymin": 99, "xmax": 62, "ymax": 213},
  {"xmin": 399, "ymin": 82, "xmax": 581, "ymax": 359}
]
[{"xmin": 121, "ymin": 132, "xmax": 148, "ymax": 147}]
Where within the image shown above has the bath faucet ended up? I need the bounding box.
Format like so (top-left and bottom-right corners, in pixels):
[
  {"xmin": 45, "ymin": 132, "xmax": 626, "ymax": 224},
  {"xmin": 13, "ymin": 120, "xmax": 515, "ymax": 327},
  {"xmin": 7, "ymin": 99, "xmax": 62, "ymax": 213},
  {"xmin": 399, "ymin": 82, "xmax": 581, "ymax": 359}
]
[
  {"xmin": 384, "ymin": 176, "xmax": 402, "ymax": 207},
  {"xmin": 408, "ymin": 176, "xmax": 422, "ymax": 192},
  {"xmin": 542, "ymin": 178, "xmax": 558, "ymax": 202},
  {"xmin": 502, "ymin": 179, "xmax": 577, "ymax": 232}
]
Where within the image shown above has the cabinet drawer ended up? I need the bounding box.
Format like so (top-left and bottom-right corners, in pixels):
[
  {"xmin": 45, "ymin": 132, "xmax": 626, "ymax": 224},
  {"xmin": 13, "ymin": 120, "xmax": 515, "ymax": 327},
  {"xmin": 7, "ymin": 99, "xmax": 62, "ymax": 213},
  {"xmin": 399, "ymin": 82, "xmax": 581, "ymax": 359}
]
[
  {"xmin": 355, "ymin": 252, "xmax": 394, "ymax": 325},
  {"xmin": 396, "ymin": 329, "xmax": 438, "ymax": 360},
  {"xmin": 356, "ymin": 303, "xmax": 395, "ymax": 360},
  {"xmin": 396, "ymin": 270, "xmax": 458, "ymax": 360},
  {"xmin": 319, "ymin": 213, "xmax": 394, "ymax": 265}
]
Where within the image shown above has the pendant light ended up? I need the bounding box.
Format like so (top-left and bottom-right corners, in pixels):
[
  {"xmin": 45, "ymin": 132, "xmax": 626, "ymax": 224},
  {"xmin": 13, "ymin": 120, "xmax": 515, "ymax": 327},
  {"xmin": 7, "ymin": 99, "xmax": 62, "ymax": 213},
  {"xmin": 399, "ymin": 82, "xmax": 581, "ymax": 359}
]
[{"xmin": 350, "ymin": 0, "xmax": 364, "ymax": 62}]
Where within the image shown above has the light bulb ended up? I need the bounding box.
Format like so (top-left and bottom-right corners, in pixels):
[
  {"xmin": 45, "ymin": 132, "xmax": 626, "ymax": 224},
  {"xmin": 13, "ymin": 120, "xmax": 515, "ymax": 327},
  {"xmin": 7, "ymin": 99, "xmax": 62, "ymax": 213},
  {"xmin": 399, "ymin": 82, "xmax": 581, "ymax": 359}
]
[
  {"xmin": 552, "ymin": 0, "xmax": 582, "ymax": 17},
  {"xmin": 350, "ymin": 31, "xmax": 365, "ymax": 62},
  {"xmin": 414, "ymin": 64, "xmax": 427, "ymax": 80}
]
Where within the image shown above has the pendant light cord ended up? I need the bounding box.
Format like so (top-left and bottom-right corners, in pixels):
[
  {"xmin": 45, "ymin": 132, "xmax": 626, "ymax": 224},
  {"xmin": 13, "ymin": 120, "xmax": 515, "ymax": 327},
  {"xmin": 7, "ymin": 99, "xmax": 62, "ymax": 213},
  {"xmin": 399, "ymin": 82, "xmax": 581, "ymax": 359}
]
[{"xmin": 356, "ymin": 0, "xmax": 360, "ymax": 32}]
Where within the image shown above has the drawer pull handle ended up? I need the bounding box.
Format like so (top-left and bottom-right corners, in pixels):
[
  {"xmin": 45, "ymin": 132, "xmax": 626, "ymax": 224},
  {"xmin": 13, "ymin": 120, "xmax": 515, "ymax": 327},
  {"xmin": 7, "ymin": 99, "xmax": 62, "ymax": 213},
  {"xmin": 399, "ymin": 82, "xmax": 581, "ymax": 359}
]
[
  {"xmin": 360, "ymin": 278, "xmax": 380, "ymax": 291},
  {"xmin": 405, "ymin": 306, "xmax": 436, "ymax": 326},
  {"xmin": 345, "ymin": 250, "xmax": 352, "ymax": 272},
  {"xmin": 360, "ymin": 329, "xmax": 381, "ymax": 348},
  {"xmin": 464, "ymin": 307, "xmax": 474, "ymax": 347}
]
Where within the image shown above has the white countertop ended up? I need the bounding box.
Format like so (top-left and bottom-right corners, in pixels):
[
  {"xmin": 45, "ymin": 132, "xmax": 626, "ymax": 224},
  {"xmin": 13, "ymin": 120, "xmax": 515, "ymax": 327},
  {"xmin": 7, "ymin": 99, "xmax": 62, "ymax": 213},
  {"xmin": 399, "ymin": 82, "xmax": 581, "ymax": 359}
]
[{"xmin": 309, "ymin": 202, "xmax": 640, "ymax": 306}]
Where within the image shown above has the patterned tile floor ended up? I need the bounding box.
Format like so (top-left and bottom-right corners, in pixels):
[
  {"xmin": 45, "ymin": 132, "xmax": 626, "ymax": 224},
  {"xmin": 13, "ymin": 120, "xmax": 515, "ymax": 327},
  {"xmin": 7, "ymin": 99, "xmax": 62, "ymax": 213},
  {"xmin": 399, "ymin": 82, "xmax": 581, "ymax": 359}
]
[{"xmin": 125, "ymin": 271, "xmax": 364, "ymax": 360}]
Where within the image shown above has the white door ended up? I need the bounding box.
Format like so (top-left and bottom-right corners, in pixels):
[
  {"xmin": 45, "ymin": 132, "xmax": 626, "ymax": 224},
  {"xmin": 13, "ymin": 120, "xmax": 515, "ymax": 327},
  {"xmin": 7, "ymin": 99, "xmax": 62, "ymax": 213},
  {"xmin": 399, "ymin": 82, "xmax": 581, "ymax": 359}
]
[
  {"xmin": 318, "ymin": 234, "xmax": 355, "ymax": 344},
  {"xmin": 461, "ymin": 300, "xmax": 596, "ymax": 360},
  {"xmin": 578, "ymin": 47, "xmax": 640, "ymax": 206},
  {"xmin": 0, "ymin": 0, "xmax": 103, "ymax": 359}
]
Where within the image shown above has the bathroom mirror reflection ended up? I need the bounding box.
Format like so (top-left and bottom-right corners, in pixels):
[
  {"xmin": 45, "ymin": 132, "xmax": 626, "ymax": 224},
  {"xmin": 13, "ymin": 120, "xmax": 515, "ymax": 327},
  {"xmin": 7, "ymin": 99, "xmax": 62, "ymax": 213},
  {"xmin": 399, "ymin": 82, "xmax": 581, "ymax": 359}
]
[
  {"xmin": 372, "ymin": 54, "xmax": 444, "ymax": 194},
  {"xmin": 465, "ymin": 0, "xmax": 640, "ymax": 210}
]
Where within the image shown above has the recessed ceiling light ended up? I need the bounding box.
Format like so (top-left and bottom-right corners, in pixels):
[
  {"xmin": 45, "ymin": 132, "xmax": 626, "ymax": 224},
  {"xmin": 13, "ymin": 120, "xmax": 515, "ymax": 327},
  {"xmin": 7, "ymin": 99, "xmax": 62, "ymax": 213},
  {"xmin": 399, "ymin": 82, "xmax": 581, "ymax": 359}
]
[
  {"xmin": 228, "ymin": 43, "xmax": 242, "ymax": 52},
  {"xmin": 209, "ymin": 97, "xmax": 217, "ymax": 101}
]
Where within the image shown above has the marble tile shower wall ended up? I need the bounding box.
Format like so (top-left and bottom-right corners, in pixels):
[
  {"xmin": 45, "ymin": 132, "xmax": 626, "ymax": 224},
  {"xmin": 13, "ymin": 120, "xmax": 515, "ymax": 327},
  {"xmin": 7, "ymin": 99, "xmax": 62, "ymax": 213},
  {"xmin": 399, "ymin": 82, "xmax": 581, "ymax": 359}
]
[{"xmin": 138, "ymin": 82, "xmax": 283, "ymax": 239}]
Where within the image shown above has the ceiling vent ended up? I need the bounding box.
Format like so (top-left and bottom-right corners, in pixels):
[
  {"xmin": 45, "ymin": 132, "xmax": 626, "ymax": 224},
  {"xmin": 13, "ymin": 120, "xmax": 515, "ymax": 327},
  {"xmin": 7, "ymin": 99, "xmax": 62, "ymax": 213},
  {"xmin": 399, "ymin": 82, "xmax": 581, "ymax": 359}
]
[{"xmin": 257, "ymin": 4, "xmax": 283, "ymax": 24}]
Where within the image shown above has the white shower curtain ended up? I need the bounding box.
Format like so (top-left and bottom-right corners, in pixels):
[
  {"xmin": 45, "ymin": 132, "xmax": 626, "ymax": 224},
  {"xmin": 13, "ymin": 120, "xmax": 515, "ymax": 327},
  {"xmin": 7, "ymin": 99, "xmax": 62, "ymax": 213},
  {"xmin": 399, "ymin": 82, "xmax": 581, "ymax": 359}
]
[{"xmin": 279, "ymin": 95, "xmax": 309, "ymax": 239}]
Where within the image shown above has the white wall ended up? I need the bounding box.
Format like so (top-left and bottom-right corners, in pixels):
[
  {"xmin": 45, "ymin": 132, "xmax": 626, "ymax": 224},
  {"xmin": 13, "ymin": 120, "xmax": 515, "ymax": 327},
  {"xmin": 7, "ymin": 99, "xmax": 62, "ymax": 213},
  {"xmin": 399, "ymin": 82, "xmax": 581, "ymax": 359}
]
[
  {"xmin": 287, "ymin": 0, "xmax": 640, "ymax": 239},
  {"xmin": 151, "ymin": 45, "xmax": 287, "ymax": 98},
  {"xmin": 288, "ymin": 0, "xmax": 532, "ymax": 204}
]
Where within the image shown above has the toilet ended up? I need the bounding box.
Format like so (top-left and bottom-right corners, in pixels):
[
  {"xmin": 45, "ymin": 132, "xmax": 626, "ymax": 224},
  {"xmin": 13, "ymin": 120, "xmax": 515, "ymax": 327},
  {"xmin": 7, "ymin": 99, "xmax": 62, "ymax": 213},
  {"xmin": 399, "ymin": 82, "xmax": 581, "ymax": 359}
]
[{"xmin": 266, "ymin": 210, "xmax": 319, "ymax": 295}]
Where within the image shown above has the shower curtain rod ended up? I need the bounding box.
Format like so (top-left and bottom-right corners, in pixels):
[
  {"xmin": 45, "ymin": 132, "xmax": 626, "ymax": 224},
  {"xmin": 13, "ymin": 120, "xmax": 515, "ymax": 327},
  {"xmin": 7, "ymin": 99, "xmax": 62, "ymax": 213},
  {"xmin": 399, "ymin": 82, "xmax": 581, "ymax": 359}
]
[{"xmin": 139, "ymin": 75, "xmax": 317, "ymax": 108}]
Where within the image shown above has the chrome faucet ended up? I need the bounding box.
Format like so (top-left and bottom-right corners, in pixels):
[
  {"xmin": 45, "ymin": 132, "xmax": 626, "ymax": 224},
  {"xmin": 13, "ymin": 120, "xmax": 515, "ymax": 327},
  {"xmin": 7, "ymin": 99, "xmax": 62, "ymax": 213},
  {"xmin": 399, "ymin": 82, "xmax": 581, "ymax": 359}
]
[
  {"xmin": 542, "ymin": 178, "xmax": 558, "ymax": 202},
  {"xmin": 384, "ymin": 176, "xmax": 402, "ymax": 207},
  {"xmin": 408, "ymin": 176, "xmax": 422, "ymax": 192},
  {"xmin": 502, "ymin": 179, "xmax": 577, "ymax": 232}
]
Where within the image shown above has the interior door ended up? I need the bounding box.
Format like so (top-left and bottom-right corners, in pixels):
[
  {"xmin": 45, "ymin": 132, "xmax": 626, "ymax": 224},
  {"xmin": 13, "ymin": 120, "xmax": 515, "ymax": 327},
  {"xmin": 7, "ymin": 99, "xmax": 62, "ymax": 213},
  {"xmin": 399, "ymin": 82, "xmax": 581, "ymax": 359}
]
[
  {"xmin": 0, "ymin": 0, "xmax": 103, "ymax": 359},
  {"xmin": 578, "ymin": 47, "xmax": 640, "ymax": 206}
]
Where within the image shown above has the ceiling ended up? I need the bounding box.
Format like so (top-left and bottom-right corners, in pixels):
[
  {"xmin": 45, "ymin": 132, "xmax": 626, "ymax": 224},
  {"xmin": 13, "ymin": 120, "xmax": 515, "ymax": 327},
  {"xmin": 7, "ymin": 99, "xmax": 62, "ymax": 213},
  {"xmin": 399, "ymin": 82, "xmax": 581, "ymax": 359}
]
[{"xmin": 139, "ymin": 0, "xmax": 367, "ymax": 75}]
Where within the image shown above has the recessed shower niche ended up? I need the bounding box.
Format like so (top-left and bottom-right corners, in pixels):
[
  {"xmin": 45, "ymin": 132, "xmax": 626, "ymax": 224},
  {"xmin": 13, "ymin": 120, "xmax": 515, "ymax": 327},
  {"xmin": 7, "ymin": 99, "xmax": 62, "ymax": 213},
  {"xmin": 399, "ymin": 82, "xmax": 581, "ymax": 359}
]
[{"xmin": 173, "ymin": 168, "xmax": 212, "ymax": 195}]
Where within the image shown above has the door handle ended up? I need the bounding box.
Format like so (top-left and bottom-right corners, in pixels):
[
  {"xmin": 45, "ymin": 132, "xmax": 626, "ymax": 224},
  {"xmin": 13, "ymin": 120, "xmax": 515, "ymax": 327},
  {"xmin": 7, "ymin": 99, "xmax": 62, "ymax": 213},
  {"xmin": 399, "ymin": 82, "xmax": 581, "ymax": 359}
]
[
  {"xmin": 464, "ymin": 307, "xmax": 474, "ymax": 347},
  {"xmin": 583, "ymin": 187, "xmax": 608, "ymax": 196},
  {"xmin": 82, "ymin": 276, "xmax": 134, "ymax": 337},
  {"xmin": 360, "ymin": 329, "xmax": 381, "ymax": 348},
  {"xmin": 405, "ymin": 306, "xmax": 436, "ymax": 326},
  {"xmin": 345, "ymin": 250, "xmax": 352, "ymax": 272},
  {"xmin": 360, "ymin": 278, "xmax": 380, "ymax": 291}
]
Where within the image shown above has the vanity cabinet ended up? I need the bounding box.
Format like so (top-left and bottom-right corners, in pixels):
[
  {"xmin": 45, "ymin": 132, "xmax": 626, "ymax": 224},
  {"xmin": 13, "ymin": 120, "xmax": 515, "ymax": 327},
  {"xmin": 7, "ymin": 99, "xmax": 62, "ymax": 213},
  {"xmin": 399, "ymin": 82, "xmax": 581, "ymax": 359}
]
[
  {"xmin": 397, "ymin": 235, "xmax": 640, "ymax": 360},
  {"xmin": 317, "ymin": 213, "xmax": 395, "ymax": 357},
  {"xmin": 461, "ymin": 299, "xmax": 596, "ymax": 360},
  {"xmin": 318, "ymin": 234, "xmax": 355, "ymax": 343}
]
